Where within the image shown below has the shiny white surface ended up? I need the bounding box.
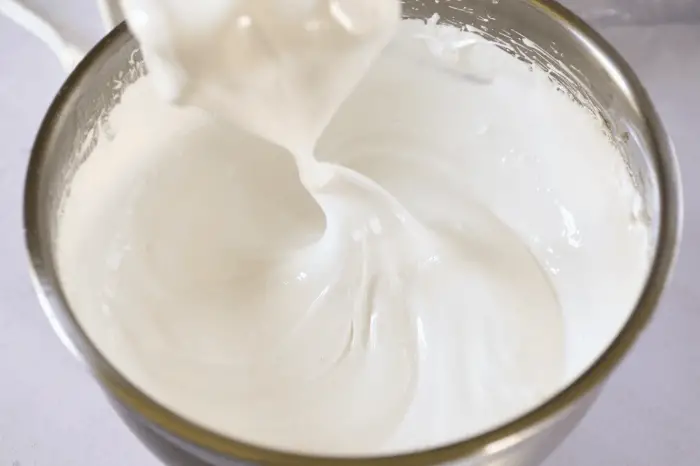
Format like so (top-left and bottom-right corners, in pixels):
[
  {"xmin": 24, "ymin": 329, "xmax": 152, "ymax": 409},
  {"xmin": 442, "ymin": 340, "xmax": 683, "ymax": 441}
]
[
  {"xmin": 59, "ymin": 13, "xmax": 628, "ymax": 452},
  {"xmin": 0, "ymin": 1, "xmax": 698, "ymax": 465}
]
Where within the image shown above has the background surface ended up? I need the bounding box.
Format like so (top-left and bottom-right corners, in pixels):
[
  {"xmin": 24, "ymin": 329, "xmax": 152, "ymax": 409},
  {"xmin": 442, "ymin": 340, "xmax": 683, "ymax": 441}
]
[{"xmin": 0, "ymin": 1, "xmax": 698, "ymax": 465}]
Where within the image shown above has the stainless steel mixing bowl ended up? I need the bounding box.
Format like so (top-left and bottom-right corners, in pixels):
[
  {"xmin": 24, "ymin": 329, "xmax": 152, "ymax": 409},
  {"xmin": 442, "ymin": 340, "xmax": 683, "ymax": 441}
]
[{"xmin": 24, "ymin": 1, "xmax": 682, "ymax": 465}]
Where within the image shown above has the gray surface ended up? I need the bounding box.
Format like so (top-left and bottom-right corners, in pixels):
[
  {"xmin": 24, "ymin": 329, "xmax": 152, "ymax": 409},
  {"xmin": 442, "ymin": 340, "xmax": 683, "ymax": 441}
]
[{"xmin": 0, "ymin": 1, "xmax": 698, "ymax": 465}]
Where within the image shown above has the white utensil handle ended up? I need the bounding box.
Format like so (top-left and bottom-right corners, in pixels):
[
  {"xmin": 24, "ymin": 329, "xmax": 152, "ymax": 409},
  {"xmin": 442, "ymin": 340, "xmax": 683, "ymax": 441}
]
[
  {"xmin": 97, "ymin": 0, "xmax": 124, "ymax": 31},
  {"xmin": 0, "ymin": 0, "xmax": 123, "ymax": 72}
]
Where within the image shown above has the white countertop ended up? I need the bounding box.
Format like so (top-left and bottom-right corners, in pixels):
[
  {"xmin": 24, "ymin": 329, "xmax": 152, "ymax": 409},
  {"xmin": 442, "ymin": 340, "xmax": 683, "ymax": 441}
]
[{"xmin": 0, "ymin": 2, "xmax": 698, "ymax": 465}]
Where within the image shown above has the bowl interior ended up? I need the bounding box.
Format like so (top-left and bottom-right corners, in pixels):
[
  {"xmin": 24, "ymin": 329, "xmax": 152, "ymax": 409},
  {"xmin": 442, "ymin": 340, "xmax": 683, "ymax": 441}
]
[{"xmin": 25, "ymin": 0, "xmax": 679, "ymax": 464}]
